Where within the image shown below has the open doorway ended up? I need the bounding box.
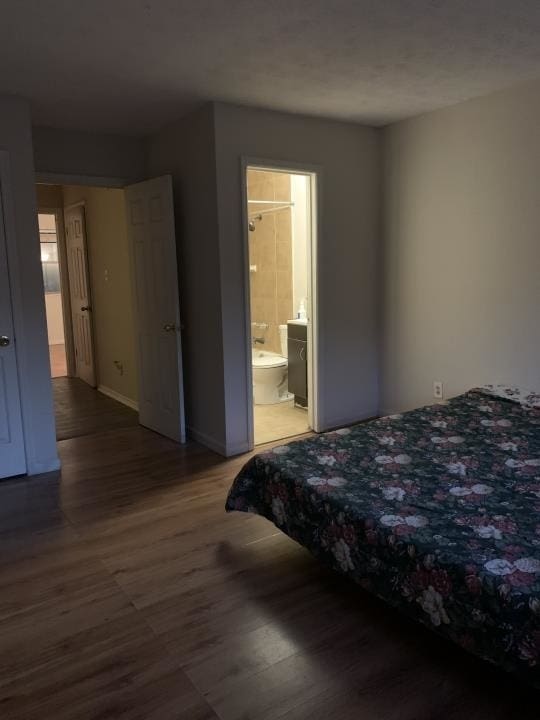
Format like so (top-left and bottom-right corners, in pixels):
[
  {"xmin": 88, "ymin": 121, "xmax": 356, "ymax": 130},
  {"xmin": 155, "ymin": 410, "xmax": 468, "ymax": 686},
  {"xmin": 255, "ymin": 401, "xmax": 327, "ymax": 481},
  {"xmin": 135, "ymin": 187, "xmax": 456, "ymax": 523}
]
[
  {"xmin": 245, "ymin": 165, "xmax": 317, "ymax": 445},
  {"xmin": 36, "ymin": 177, "xmax": 185, "ymax": 444},
  {"xmin": 38, "ymin": 184, "xmax": 140, "ymax": 440},
  {"xmin": 38, "ymin": 211, "xmax": 67, "ymax": 378}
]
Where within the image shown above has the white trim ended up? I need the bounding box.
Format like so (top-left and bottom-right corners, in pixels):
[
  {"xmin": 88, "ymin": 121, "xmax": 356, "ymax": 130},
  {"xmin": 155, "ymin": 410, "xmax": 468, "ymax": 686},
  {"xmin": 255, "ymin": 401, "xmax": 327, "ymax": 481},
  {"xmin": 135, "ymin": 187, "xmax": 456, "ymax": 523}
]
[
  {"xmin": 97, "ymin": 384, "xmax": 139, "ymax": 411},
  {"xmin": 187, "ymin": 425, "xmax": 250, "ymax": 457},
  {"xmin": 240, "ymin": 157, "xmax": 323, "ymax": 449},
  {"xmin": 225, "ymin": 440, "xmax": 251, "ymax": 456},
  {"xmin": 35, "ymin": 172, "xmax": 127, "ymax": 188},
  {"xmin": 307, "ymin": 170, "xmax": 322, "ymax": 432},
  {"xmin": 27, "ymin": 456, "xmax": 61, "ymax": 474},
  {"xmin": 378, "ymin": 409, "xmax": 399, "ymax": 418},
  {"xmin": 187, "ymin": 426, "xmax": 226, "ymax": 455},
  {"xmin": 322, "ymin": 412, "xmax": 378, "ymax": 432},
  {"xmin": 239, "ymin": 165, "xmax": 255, "ymax": 449}
]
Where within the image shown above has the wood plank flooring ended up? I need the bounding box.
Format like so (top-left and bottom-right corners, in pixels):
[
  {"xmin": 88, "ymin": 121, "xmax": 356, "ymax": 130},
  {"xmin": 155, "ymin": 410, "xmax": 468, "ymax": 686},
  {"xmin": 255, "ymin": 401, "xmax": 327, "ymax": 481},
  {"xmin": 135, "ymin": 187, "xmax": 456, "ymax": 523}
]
[
  {"xmin": 0, "ymin": 401, "xmax": 538, "ymax": 717},
  {"xmin": 53, "ymin": 377, "xmax": 139, "ymax": 440}
]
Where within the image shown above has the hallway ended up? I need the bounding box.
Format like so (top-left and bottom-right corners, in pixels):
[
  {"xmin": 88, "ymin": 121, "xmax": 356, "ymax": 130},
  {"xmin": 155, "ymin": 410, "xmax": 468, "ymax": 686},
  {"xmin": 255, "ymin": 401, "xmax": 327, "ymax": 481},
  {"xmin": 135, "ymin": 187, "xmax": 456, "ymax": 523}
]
[{"xmin": 52, "ymin": 377, "xmax": 139, "ymax": 440}]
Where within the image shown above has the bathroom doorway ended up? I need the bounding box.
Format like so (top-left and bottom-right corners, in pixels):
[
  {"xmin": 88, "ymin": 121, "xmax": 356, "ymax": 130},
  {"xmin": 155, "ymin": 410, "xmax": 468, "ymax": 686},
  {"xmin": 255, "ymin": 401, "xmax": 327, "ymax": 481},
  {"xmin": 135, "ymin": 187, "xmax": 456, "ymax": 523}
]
[{"xmin": 244, "ymin": 164, "xmax": 317, "ymax": 445}]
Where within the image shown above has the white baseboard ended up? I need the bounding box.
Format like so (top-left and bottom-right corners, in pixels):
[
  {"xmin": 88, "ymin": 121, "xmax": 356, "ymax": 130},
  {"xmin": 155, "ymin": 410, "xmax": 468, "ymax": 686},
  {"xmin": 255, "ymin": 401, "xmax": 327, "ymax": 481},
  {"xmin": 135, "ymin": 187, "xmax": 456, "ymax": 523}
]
[
  {"xmin": 27, "ymin": 455, "xmax": 61, "ymax": 475},
  {"xmin": 98, "ymin": 385, "xmax": 139, "ymax": 412},
  {"xmin": 321, "ymin": 410, "xmax": 378, "ymax": 432},
  {"xmin": 378, "ymin": 408, "xmax": 400, "ymax": 418},
  {"xmin": 187, "ymin": 426, "xmax": 235, "ymax": 456},
  {"xmin": 224, "ymin": 440, "xmax": 252, "ymax": 457}
]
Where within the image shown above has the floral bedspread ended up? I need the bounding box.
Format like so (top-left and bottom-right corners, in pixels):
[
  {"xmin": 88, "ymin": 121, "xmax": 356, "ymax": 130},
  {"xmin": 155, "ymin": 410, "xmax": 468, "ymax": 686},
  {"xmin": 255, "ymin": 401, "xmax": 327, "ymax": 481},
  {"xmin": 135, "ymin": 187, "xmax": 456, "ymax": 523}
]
[{"xmin": 226, "ymin": 389, "xmax": 540, "ymax": 686}]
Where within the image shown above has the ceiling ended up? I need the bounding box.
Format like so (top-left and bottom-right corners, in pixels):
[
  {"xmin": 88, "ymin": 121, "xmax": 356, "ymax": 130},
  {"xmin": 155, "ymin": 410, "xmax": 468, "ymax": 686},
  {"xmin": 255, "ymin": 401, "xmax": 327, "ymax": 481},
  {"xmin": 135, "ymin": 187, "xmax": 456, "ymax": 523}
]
[{"xmin": 2, "ymin": 0, "xmax": 540, "ymax": 136}]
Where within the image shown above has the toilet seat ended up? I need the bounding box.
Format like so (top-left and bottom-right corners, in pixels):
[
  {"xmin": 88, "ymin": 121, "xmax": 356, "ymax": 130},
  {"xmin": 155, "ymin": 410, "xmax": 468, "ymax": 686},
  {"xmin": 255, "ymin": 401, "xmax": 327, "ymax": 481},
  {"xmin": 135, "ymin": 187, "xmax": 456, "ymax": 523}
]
[{"xmin": 252, "ymin": 353, "xmax": 287, "ymax": 369}]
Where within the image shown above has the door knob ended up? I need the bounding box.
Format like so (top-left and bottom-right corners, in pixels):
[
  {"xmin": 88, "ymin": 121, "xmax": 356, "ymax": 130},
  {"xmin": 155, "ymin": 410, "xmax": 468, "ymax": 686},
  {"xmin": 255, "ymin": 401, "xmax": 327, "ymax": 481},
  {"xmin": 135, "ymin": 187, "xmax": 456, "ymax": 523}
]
[
  {"xmin": 0, "ymin": 335, "xmax": 10, "ymax": 347},
  {"xmin": 81, "ymin": 306, "xmax": 91, "ymax": 312},
  {"xmin": 163, "ymin": 323, "xmax": 176, "ymax": 332}
]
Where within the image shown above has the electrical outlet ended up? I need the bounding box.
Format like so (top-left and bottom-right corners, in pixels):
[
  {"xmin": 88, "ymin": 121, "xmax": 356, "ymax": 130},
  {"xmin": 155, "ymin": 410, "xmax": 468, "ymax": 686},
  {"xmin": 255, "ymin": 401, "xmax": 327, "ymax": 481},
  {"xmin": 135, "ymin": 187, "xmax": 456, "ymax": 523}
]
[{"xmin": 433, "ymin": 381, "xmax": 443, "ymax": 400}]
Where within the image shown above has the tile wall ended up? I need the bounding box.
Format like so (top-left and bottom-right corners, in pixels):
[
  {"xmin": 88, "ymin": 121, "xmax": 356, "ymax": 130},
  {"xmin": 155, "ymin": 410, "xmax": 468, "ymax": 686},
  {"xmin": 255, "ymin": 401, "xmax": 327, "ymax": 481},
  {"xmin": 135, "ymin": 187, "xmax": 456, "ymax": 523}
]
[{"xmin": 247, "ymin": 169, "xmax": 293, "ymax": 355}]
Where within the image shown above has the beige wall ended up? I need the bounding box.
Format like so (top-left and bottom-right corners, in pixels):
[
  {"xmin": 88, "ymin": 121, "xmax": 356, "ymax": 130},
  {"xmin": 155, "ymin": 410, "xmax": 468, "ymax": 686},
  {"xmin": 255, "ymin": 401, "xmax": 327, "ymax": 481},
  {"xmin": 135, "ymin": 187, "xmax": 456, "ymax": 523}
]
[
  {"xmin": 63, "ymin": 186, "xmax": 138, "ymax": 402},
  {"xmin": 248, "ymin": 169, "xmax": 293, "ymax": 355},
  {"xmin": 382, "ymin": 78, "xmax": 540, "ymax": 414},
  {"xmin": 36, "ymin": 184, "xmax": 63, "ymax": 208}
]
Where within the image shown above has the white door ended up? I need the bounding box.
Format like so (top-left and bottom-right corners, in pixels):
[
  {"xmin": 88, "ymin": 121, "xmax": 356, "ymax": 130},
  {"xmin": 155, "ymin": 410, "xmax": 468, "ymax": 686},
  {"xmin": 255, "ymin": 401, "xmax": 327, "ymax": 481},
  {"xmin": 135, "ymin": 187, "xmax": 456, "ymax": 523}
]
[
  {"xmin": 65, "ymin": 205, "xmax": 96, "ymax": 387},
  {"xmin": 125, "ymin": 176, "xmax": 185, "ymax": 443},
  {"xmin": 0, "ymin": 188, "xmax": 26, "ymax": 478}
]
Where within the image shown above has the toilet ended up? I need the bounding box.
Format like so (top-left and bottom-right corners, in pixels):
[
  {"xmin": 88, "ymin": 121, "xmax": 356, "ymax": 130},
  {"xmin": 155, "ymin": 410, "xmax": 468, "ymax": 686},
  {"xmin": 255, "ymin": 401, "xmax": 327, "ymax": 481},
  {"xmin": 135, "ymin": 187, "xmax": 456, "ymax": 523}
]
[{"xmin": 252, "ymin": 325, "xmax": 292, "ymax": 405}]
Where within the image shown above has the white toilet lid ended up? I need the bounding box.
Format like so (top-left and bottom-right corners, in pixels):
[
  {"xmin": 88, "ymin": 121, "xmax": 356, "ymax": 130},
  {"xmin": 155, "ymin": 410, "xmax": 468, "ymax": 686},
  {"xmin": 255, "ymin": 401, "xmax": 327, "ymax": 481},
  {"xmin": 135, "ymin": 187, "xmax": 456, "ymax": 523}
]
[{"xmin": 252, "ymin": 353, "xmax": 287, "ymax": 369}]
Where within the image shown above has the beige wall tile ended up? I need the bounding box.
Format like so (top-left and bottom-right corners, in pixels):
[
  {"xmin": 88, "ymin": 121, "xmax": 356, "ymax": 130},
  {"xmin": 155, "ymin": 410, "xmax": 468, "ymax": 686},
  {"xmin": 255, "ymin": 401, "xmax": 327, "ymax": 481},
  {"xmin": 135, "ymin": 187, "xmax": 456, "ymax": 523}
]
[
  {"xmin": 258, "ymin": 271, "xmax": 276, "ymax": 299},
  {"xmin": 273, "ymin": 172, "xmax": 291, "ymax": 202},
  {"xmin": 247, "ymin": 169, "xmax": 294, "ymax": 360},
  {"xmin": 275, "ymin": 209, "xmax": 292, "ymax": 242},
  {"xmin": 276, "ymin": 240, "xmax": 292, "ymax": 271},
  {"xmin": 276, "ymin": 268, "xmax": 293, "ymax": 299},
  {"xmin": 251, "ymin": 296, "xmax": 263, "ymax": 322},
  {"xmin": 277, "ymin": 298, "xmax": 294, "ymax": 325}
]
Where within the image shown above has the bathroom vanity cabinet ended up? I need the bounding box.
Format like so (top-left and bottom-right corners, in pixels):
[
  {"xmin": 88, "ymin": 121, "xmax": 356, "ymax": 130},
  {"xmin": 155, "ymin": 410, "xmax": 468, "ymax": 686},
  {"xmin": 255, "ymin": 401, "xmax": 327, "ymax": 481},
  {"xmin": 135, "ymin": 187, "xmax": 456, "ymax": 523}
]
[{"xmin": 287, "ymin": 321, "xmax": 308, "ymax": 407}]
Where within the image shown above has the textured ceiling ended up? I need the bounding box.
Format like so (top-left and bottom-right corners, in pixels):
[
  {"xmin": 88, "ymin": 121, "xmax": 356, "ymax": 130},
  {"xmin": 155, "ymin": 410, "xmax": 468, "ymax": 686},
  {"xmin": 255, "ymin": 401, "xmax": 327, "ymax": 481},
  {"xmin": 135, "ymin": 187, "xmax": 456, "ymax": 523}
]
[{"xmin": 2, "ymin": 0, "xmax": 540, "ymax": 135}]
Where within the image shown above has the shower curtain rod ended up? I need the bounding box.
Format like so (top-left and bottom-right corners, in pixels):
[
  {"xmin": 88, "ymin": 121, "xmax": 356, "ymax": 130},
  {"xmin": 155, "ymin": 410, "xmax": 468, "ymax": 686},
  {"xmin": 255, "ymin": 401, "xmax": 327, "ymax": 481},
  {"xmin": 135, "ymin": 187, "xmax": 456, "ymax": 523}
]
[
  {"xmin": 247, "ymin": 199, "xmax": 295, "ymax": 205},
  {"xmin": 249, "ymin": 204, "xmax": 293, "ymax": 219}
]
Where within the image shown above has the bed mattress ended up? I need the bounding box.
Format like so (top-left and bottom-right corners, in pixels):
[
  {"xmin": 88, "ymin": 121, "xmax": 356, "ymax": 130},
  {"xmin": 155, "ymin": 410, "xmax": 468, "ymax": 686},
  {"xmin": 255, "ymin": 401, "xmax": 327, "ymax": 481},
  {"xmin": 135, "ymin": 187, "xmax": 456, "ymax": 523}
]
[{"xmin": 226, "ymin": 388, "xmax": 540, "ymax": 685}]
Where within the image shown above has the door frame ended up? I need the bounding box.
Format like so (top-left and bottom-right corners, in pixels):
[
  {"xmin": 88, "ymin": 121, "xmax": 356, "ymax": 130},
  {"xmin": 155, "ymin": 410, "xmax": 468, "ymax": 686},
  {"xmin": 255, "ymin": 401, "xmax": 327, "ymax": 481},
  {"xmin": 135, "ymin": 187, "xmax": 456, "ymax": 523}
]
[
  {"xmin": 37, "ymin": 203, "xmax": 76, "ymax": 377},
  {"xmin": 240, "ymin": 156, "xmax": 323, "ymax": 449}
]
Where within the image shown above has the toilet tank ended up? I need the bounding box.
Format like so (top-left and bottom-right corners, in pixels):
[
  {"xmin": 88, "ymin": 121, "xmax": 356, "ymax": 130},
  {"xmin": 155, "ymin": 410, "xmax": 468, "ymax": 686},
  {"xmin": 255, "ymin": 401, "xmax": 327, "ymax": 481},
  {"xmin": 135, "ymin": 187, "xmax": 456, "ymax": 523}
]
[{"xmin": 279, "ymin": 324, "xmax": 288, "ymax": 358}]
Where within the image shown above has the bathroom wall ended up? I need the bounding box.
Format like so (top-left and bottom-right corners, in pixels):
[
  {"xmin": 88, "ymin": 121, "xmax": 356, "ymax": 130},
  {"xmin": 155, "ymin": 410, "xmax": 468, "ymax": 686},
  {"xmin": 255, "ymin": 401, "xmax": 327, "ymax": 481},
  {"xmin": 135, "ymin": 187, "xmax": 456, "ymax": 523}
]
[{"xmin": 248, "ymin": 169, "xmax": 293, "ymax": 355}]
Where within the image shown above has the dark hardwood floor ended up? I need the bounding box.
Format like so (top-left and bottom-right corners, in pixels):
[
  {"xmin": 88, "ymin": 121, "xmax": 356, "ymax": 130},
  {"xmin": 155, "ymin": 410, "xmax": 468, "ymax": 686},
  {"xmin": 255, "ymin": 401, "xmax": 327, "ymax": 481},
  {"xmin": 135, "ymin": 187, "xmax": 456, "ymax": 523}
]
[
  {"xmin": 0, "ymin": 390, "xmax": 538, "ymax": 718},
  {"xmin": 53, "ymin": 377, "xmax": 139, "ymax": 440}
]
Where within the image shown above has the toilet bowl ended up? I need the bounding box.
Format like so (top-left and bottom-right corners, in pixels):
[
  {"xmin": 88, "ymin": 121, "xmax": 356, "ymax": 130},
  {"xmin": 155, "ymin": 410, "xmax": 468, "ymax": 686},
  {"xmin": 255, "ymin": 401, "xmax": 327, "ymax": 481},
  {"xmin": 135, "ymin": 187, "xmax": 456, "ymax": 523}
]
[{"xmin": 252, "ymin": 325, "xmax": 291, "ymax": 405}]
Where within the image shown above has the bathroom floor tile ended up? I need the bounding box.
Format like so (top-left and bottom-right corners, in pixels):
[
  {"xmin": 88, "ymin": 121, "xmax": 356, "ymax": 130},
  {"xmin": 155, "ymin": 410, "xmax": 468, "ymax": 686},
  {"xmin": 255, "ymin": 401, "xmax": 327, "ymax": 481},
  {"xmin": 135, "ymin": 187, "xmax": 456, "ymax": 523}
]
[{"xmin": 254, "ymin": 400, "xmax": 310, "ymax": 445}]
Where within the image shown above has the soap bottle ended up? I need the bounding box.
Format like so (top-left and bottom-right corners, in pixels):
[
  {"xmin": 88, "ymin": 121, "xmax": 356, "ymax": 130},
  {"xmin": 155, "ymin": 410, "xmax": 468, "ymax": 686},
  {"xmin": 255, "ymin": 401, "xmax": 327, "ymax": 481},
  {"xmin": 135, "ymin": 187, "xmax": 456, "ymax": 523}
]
[{"xmin": 298, "ymin": 299, "xmax": 307, "ymax": 321}]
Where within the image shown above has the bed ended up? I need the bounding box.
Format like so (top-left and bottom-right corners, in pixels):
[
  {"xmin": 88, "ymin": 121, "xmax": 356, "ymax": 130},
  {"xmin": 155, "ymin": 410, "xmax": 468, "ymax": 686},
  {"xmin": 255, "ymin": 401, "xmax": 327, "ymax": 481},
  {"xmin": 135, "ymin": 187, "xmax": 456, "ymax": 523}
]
[{"xmin": 226, "ymin": 387, "xmax": 540, "ymax": 686}]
